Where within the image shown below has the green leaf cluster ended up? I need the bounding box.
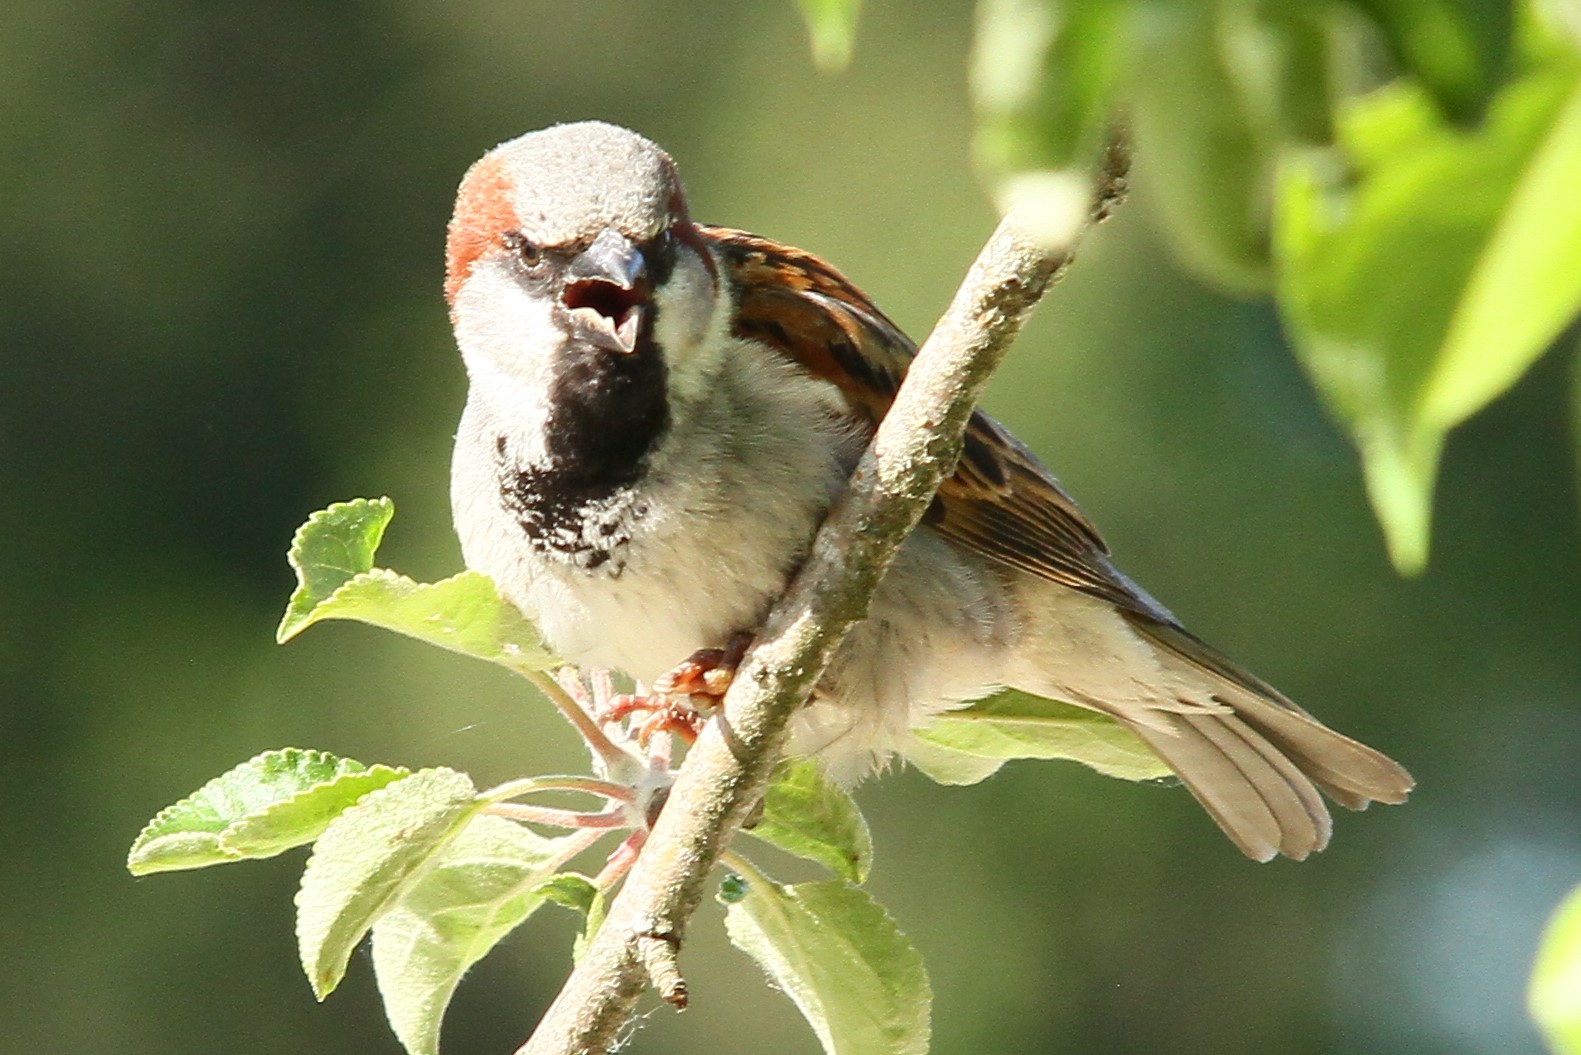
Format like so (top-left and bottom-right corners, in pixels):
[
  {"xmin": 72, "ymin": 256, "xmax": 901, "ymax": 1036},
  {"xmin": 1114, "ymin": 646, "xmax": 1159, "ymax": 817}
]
[
  {"xmin": 799, "ymin": 0, "xmax": 1581, "ymax": 573},
  {"xmin": 129, "ymin": 748, "xmax": 923, "ymax": 1055},
  {"xmin": 131, "ymin": 498, "xmax": 1313, "ymax": 1053},
  {"xmin": 135, "ymin": 500, "xmax": 1209, "ymax": 1051}
]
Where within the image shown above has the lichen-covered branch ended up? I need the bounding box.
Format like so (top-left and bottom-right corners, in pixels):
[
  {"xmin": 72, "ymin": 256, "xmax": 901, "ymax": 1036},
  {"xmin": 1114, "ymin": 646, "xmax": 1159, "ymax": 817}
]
[{"xmin": 517, "ymin": 148, "xmax": 1129, "ymax": 1055}]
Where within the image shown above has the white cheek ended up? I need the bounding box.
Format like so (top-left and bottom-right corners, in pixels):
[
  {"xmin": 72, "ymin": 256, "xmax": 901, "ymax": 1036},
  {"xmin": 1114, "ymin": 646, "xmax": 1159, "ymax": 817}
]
[
  {"xmin": 654, "ymin": 250, "xmax": 728, "ymax": 402},
  {"xmin": 452, "ymin": 262, "xmax": 561, "ymax": 462}
]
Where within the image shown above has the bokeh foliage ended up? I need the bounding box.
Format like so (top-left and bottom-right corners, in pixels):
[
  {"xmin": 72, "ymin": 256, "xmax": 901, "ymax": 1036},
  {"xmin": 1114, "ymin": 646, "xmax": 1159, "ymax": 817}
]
[{"xmin": 963, "ymin": 0, "xmax": 1581, "ymax": 573}]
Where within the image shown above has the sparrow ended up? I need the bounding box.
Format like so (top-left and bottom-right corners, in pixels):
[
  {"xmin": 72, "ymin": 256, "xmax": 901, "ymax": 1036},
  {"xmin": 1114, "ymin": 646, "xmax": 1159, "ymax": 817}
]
[{"xmin": 445, "ymin": 121, "xmax": 1412, "ymax": 862}]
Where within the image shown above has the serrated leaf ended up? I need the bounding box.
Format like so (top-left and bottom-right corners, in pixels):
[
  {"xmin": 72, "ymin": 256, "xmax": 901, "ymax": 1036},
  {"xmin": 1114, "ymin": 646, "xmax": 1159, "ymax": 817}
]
[
  {"xmin": 724, "ymin": 877, "xmax": 930, "ymax": 1055},
  {"xmin": 128, "ymin": 748, "xmax": 395, "ymax": 875},
  {"xmin": 277, "ymin": 498, "xmax": 559, "ymax": 673},
  {"xmin": 1531, "ymin": 881, "xmax": 1581, "ymax": 1055},
  {"xmin": 297, "ymin": 768, "xmax": 482, "ymax": 999},
  {"xmin": 1276, "ymin": 64, "xmax": 1581, "ymax": 573},
  {"xmin": 371, "ymin": 817, "xmax": 590, "ymax": 1055},
  {"xmin": 219, "ymin": 763, "xmax": 411, "ymax": 858},
  {"xmin": 278, "ymin": 497, "xmax": 395, "ymax": 640},
  {"xmin": 907, "ymin": 689, "xmax": 1170, "ymax": 782},
  {"xmin": 748, "ymin": 759, "xmax": 873, "ymax": 884},
  {"xmin": 796, "ymin": 0, "xmax": 861, "ymax": 71},
  {"xmin": 287, "ymin": 567, "xmax": 558, "ymax": 673}
]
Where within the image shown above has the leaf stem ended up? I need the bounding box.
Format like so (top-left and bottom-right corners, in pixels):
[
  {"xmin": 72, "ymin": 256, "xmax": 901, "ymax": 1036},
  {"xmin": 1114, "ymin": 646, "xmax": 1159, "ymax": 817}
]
[
  {"xmin": 485, "ymin": 803, "xmax": 629, "ymax": 829},
  {"xmin": 521, "ymin": 668, "xmax": 636, "ymax": 777},
  {"xmin": 482, "ymin": 775, "xmax": 637, "ymax": 805}
]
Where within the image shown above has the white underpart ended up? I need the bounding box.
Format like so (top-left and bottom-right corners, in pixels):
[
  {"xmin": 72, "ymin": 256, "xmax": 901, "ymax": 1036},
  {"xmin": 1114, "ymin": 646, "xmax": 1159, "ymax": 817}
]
[{"xmin": 448, "ymin": 242, "xmax": 1234, "ymax": 782}]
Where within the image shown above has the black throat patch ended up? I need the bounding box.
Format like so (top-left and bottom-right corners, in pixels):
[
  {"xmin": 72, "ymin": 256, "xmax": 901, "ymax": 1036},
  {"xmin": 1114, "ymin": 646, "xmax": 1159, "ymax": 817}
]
[{"xmin": 495, "ymin": 318, "xmax": 669, "ymax": 574}]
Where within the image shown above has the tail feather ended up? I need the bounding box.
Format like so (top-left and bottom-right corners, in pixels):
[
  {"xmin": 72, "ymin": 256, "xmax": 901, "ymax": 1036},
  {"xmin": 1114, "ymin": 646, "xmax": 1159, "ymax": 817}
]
[
  {"xmin": 1110, "ymin": 615, "xmax": 1414, "ymax": 861},
  {"xmin": 1124, "ymin": 710, "xmax": 1333, "ymax": 861}
]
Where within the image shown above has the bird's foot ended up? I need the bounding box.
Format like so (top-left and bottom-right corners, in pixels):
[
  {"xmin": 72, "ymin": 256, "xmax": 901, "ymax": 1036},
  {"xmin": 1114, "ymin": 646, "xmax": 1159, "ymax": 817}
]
[
  {"xmin": 601, "ymin": 692, "xmax": 706, "ymax": 748},
  {"xmin": 652, "ymin": 632, "xmax": 752, "ymax": 702},
  {"xmin": 598, "ymin": 634, "xmax": 753, "ymax": 748}
]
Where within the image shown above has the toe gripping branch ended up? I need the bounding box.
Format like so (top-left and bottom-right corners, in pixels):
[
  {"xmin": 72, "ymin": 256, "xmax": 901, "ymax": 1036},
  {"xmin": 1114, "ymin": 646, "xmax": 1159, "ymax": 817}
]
[{"xmin": 600, "ymin": 633, "xmax": 753, "ymax": 748}]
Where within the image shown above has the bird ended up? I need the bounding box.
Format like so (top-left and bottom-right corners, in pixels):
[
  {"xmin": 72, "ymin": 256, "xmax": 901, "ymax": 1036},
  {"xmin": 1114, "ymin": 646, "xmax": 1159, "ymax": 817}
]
[{"xmin": 444, "ymin": 120, "xmax": 1412, "ymax": 862}]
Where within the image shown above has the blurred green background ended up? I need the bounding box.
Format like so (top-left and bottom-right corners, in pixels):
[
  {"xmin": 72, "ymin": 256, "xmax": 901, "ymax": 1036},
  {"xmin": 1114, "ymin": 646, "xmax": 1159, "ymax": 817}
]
[{"xmin": 5, "ymin": 2, "xmax": 1580, "ymax": 1053}]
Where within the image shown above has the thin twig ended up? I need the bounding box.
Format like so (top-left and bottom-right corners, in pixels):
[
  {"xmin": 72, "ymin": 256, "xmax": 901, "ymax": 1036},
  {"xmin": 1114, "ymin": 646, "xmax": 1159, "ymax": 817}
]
[{"xmin": 517, "ymin": 148, "xmax": 1129, "ymax": 1055}]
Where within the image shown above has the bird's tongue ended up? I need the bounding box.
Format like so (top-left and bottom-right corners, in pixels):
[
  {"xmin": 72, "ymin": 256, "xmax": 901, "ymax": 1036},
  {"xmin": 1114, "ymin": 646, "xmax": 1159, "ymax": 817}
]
[{"xmin": 565, "ymin": 279, "xmax": 646, "ymax": 354}]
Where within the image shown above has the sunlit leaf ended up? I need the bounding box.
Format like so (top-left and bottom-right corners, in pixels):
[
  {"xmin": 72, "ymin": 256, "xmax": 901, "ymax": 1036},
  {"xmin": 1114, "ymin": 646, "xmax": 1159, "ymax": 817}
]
[
  {"xmin": 127, "ymin": 748, "xmax": 405, "ymax": 875},
  {"xmin": 723, "ymin": 876, "xmax": 929, "ymax": 1055},
  {"xmin": 907, "ymin": 689, "xmax": 1170, "ymax": 782},
  {"xmin": 749, "ymin": 759, "xmax": 874, "ymax": 884},
  {"xmin": 899, "ymin": 735, "xmax": 1009, "ymax": 786},
  {"xmin": 1427, "ymin": 82, "xmax": 1581, "ymax": 424},
  {"xmin": 277, "ymin": 497, "xmax": 559, "ymax": 673},
  {"xmin": 1531, "ymin": 881, "xmax": 1581, "ymax": 1055},
  {"xmin": 1276, "ymin": 65, "xmax": 1581, "ymax": 573},
  {"xmin": 796, "ymin": 0, "xmax": 861, "ymax": 72},
  {"xmin": 278, "ymin": 497, "xmax": 395, "ymax": 638},
  {"xmin": 371, "ymin": 816, "xmax": 590, "ymax": 1055},
  {"xmin": 297, "ymin": 768, "xmax": 482, "ymax": 999}
]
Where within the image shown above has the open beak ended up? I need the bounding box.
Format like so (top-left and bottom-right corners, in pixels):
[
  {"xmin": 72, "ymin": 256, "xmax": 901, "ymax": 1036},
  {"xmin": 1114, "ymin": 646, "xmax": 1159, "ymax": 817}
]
[{"xmin": 563, "ymin": 228, "xmax": 649, "ymax": 354}]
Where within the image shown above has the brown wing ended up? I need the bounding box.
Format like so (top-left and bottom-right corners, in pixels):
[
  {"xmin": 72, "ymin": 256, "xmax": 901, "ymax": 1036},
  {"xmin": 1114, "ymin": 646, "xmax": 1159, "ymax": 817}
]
[{"xmin": 700, "ymin": 223, "xmax": 1171, "ymax": 621}]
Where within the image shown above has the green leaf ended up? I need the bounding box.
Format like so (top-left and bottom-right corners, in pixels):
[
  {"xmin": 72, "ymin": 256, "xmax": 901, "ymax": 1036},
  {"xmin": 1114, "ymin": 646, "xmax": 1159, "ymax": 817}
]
[
  {"xmin": 221, "ymin": 763, "xmax": 411, "ymax": 859},
  {"xmin": 1531, "ymin": 881, "xmax": 1581, "ymax": 1055},
  {"xmin": 971, "ymin": 0, "xmax": 1135, "ymax": 176},
  {"xmin": 1276, "ymin": 65, "xmax": 1581, "ymax": 573},
  {"xmin": 277, "ymin": 498, "xmax": 559, "ymax": 673},
  {"xmin": 278, "ymin": 497, "xmax": 395, "ymax": 639},
  {"xmin": 899, "ymin": 735, "xmax": 1010, "ymax": 786},
  {"xmin": 748, "ymin": 759, "xmax": 874, "ymax": 884},
  {"xmin": 723, "ymin": 876, "xmax": 930, "ymax": 1055},
  {"xmin": 796, "ymin": 0, "xmax": 861, "ymax": 72},
  {"xmin": 297, "ymin": 768, "xmax": 482, "ymax": 999},
  {"xmin": 127, "ymin": 748, "xmax": 406, "ymax": 875},
  {"xmin": 906, "ymin": 689, "xmax": 1171, "ymax": 782},
  {"xmin": 370, "ymin": 816, "xmax": 589, "ymax": 1055},
  {"xmin": 1427, "ymin": 82, "xmax": 1581, "ymax": 424},
  {"xmin": 1129, "ymin": 2, "xmax": 1277, "ymax": 291},
  {"xmin": 1348, "ymin": 0, "xmax": 1512, "ymax": 123},
  {"xmin": 529, "ymin": 872, "xmax": 606, "ymax": 962}
]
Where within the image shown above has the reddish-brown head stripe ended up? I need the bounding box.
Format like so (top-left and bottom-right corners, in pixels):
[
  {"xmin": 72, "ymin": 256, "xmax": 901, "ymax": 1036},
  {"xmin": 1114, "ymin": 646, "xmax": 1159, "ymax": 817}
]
[{"xmin": 445, "ymin": 154, "xmax": 519, "ymax": 308}]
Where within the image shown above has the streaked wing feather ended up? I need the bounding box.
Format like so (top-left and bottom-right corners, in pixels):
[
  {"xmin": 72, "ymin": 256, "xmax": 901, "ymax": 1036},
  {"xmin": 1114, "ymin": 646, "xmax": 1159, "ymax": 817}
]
[{"xmin": 702, "ymin": 223, "xmax": 1161, "ymax": 619}]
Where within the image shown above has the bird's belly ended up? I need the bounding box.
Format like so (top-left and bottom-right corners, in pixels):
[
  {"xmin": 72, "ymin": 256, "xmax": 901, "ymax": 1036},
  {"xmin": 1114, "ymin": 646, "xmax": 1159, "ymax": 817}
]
[{"xmin": 519, "ymin": 522, "xmax": 796, "ymax": 682}]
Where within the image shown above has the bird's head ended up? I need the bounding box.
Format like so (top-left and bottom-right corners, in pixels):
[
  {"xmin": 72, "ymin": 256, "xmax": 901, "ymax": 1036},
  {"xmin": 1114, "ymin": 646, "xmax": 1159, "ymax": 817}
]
[{"xmin": 444, "ymin": 122, "xmax": 723, "ymax": 396}]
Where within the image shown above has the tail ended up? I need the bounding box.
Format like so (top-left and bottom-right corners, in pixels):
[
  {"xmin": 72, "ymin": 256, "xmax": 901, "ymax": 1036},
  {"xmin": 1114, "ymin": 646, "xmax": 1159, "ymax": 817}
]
[{"xmin": 1110, "ymin": 617, "xmax": 1413, "ymax": 862}]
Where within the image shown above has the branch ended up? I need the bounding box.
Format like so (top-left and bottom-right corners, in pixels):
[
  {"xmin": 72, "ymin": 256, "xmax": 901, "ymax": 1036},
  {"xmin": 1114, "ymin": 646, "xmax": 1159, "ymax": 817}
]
[{"xmin": 517, "ymin": 148, "xmax": 1129, "ymax": 1055}]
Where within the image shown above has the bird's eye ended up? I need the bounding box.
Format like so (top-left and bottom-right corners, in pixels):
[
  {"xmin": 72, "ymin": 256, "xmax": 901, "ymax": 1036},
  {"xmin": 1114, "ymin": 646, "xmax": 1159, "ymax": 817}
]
[{"xmin": 502, "ymin": 231, "xmax": 542, "ymax": 266}]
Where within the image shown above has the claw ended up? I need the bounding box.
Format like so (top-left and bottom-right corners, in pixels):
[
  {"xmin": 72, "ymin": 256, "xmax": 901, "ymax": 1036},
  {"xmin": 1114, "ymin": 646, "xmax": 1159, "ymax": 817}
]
[
  {"xmin": 652, "ymin": 633, "xmax": 751, "ymax": 701},
  {"xmin": 595, "ymin": 635, "xmax": 753, "ymax": 750}
]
